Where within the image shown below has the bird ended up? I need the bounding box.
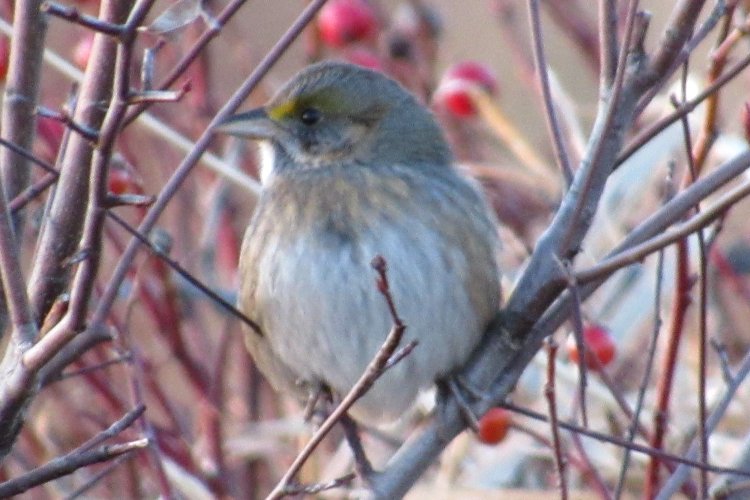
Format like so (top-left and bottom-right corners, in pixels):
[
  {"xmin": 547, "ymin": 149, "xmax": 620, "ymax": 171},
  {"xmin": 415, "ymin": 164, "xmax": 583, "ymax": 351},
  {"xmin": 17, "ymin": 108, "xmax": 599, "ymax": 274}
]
[{"xmin": 218, "ymin": 61, "xmax": 501, "ymax": 423}]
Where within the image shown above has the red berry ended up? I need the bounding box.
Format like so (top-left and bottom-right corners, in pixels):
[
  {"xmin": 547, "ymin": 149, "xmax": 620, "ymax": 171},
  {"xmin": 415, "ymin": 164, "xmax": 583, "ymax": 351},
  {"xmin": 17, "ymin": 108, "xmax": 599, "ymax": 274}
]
[
  {"xmin": 567, "ymin": 324, "xmax": 616, "ymax": 370},
  {"xmin": 477, "ymin": 407, "xmax": 512, "ymax": 445},
  {"xmin": 317, "ymin": 0, "xmax": 378, "ymax": 48},
  {"xmin": 36, "ymin": 118, "xmax": 66, "ymax": 161},
  {"xmin": 73, "ymin": 33, "xmax": 94, "ymax": 70},
  {"xmin": 434, "ymin": 61, "xmax": 499, "ymax": 118},
  {"xmin": 0, "ymin": 37, "xmax": 9, "ymax": 81},
  {"xmin": 108, "ymin": 168, "xmax": 132, "ymax": 195},
  {"xmin": 445, "ymin": 61, "xmax": 499, "ymax": 95},
  {"xmin": 435, "ymin": 81, "xmax": 476, "ymax": 117}
]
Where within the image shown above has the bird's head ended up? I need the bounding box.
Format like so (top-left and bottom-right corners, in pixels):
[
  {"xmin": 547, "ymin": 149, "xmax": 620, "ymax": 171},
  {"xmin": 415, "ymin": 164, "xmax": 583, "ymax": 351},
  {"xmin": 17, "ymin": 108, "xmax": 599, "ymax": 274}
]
[{"xmin": 216, "ymin": 61, "xmax": 452, "ymax": 183}]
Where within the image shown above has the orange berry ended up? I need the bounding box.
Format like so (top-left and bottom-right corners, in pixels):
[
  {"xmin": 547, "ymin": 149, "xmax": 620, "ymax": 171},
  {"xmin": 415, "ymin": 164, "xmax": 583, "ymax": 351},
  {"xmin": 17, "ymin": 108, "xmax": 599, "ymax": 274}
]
[
  {"xmin": 477, "ymin": 407, "xmax": 511, "ymax": 445},
  {"xmin": 567, "ymin": 324, "xmax": 616, "ymax": 370}
]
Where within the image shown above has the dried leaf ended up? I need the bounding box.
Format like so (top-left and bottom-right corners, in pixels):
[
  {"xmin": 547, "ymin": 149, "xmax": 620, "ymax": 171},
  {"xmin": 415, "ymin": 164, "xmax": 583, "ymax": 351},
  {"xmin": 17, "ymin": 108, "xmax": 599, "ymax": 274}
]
[{"xmin": 145, "ymin": 0, "xmax": 204, "ymax": 36}]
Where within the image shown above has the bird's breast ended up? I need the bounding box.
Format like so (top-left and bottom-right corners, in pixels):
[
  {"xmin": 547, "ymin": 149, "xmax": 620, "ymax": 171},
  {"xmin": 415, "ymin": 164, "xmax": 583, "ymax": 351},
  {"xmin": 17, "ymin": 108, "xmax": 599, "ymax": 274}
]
[
  {"xmin": 265, "ymin": 166, "xmax": 419, "ymax": 245},
  {"xmin": 239, "ymin": 165, "xmax": 499, "ymax": 421}
]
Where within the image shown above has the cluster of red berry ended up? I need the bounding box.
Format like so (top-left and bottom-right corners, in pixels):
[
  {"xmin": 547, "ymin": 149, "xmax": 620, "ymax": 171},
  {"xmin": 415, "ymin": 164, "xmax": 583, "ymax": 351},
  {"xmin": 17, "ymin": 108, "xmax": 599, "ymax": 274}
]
[{"xmin": 316, "ymin": 0, "xmax": 498, "ymax": 119}]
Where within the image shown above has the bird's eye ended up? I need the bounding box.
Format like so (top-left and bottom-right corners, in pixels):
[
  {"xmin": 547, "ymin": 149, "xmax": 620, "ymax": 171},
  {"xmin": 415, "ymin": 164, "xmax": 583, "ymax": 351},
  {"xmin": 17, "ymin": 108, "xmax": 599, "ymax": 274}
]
[{"xmin": 300, "ymin": 107, "xmax": 322, "ymax": 126}]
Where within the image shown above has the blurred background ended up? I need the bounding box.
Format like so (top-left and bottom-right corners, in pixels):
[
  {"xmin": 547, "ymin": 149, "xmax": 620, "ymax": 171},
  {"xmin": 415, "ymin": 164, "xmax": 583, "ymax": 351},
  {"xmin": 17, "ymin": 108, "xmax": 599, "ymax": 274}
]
[{"xmin": 1, "ymin": 0, "xmax": 750, "ymax": 498}]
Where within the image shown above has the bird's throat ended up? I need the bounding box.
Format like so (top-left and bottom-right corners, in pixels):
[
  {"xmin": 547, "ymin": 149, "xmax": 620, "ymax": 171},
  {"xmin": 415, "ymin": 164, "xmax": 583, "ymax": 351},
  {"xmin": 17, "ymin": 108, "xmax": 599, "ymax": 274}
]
[{"xmin": 258, "ymin": 141, "xmax": 276, "ymax": 186}]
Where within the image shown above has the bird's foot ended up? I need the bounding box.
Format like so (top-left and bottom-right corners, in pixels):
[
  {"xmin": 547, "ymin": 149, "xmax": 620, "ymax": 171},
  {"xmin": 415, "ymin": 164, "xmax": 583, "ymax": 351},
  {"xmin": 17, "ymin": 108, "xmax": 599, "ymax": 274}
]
[
  {"xmin": 339, "ymin": 413, "xmax": 379, "ymax": 484},
  {"xmin": 436, "ymin": 375, "xmax": 492, "ymax": 438},
  {"xmin": 450, "ymin": 376, "xmax": 482, "ymax": 431},
  {"xmin": 302, "ymin": 382, "xmax": 334, "ymax": 424}
]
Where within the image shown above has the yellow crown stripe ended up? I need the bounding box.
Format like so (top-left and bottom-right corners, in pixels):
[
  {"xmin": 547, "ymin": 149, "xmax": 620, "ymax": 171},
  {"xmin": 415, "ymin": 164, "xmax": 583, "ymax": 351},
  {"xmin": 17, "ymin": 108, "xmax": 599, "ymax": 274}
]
[{"xmin": 268, "ymin": 100, "xmax": 297, "ymax": 121}]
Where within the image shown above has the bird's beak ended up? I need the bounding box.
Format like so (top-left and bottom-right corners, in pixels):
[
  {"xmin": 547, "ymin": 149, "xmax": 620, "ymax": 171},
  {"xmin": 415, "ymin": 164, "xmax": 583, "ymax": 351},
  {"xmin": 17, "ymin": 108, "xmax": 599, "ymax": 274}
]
[{"xmin": 214, "ymin": 108, "xmax": 277, "ymax": 140}]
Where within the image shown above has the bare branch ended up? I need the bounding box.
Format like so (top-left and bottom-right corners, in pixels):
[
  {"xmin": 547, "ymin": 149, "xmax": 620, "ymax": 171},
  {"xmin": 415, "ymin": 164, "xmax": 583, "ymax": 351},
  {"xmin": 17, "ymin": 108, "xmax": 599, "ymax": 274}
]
[
  {"xmin": 0, "ymin": 405, "xmax": 146, "ymax": 497},
  {"xmin": 0, "ymin": 439, "xmax": 148, "ymax": 497},
  {"xmin": 527, "ymin": 0, "xmax": 573, "ymax": 185},
  {"xmin": 87, "ymin": 0, "xmax": 331, "ymax": 335},
  {"xmin": 0, "ymin": 0, "xmax": 48, "ymax": 233},
  {"xmin": 27, "ymin": 0, "xmax": 135, "ymax": 322},
  {"xmin": 268, "ymin": 255, "xmax": 411, "ymax": 499}
]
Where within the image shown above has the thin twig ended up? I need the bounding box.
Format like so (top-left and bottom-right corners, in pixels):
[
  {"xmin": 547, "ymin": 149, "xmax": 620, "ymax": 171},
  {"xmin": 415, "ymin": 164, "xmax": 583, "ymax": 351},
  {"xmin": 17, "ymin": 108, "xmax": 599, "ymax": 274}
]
[
  {"xmin": 106, "ymin": 210, "xmax": 262, "ymax": 335},
  {"xmin": 122, "ymin": 0, "xmax": 250, "ymax": 126},
  {"xmin": 544, "ymin": 339, "xmax": 568, "ymax": 500},
  {"xmin": 267, "ymin": 255, "xmax": 411, "ymax": 499},
  {"xmin": 632, "ymin": 0, "xmax": 729, "ymax": 119},
  {"xmin": 575, "ymin": 180, "xmax": 750, "ymax": 284},
  {"xmin": 0, "ymin": 406, "xmax": 147, "ymax": 500},
  {"xmin": 557, "ymin": 258, "xmax": 588, "ymax": 427},
  {"xmin": 527, "ymin": 0, "xmax": 573, "ymax": 185},
  {"xmin": 64, "ymin": 454, "xmax": 134, "ymax": 500},
  {"xmin": 279, "ymin": 473, "xmax": 356, "ymax": 496},
  {"xmin": 614, "ymin": 247, "xmax": 665, "ymax": 499},
  {"xmin": 502, "ymin": 401, "xmax": 750, "ymax": 478},
  {"xmin": 87, "ymin": 0, "xmax": 330, "ymax": 343},
  {"xmin": 41, "ymin": 2, "xmax": 127, "ymax": 36},
  {"xmin": 656, "ymin": 347, "xmax": 750, "ymax": 498},
  {"xmin": 676, "ymin": 62, "xmax": 711, "ymax": 499},
  {"xmin": 77, "ymin": 405, "xmax": 147, "ymax": 451},
  {"xmin": 568, "ymin": 425, "xmax": 612, "ymax": 499},
  {"xmin": 617, "ymin": 49, "xmax": 750, "ymax": 169},
  {"xmin": 0, "ymin": 439, "xmax": 149, "ymax": 497},
  {"xmin": 645, "ymin": 236, "xmax": 693, "ymax": 498},
  {"xmin": 51, "ymin": 354, "xmax": 132, "ymax": 383},
  {"xmin": 598, "ymin": 0, "xmax": 618, "ymax": 89}
]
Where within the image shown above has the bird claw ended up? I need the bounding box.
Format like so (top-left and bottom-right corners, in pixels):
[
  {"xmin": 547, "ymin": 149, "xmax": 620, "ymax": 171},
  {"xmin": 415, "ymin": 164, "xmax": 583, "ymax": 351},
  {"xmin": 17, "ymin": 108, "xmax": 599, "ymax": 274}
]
[
  {"xmin": 339, "ymin": 413, "xmax": 379, "ymax": 485},
  {"xmin": 437, "ymin": 375, "xmax": 489, "ymax": 435},
  {"xmin": 302, "ymin": 382, "xmax": 333, "ymax": 423},
  {"xmin": 304, "ymin": 386, "xmax": 379, "ymax": 487}
]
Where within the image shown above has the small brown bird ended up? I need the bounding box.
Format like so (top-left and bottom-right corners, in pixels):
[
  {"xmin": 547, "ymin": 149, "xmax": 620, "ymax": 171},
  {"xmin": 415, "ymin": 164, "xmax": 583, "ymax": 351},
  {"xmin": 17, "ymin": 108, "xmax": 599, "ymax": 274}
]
[{"xmin": 219, "ymin": 61, "xmax": 501, "ymax": 423}]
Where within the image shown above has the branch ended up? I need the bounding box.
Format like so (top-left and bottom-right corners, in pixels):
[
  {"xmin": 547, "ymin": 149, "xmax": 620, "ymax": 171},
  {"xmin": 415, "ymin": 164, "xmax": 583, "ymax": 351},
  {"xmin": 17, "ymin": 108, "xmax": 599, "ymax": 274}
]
[
  {"xmin": 0, "ymin": 0, "xmax": 48, "ymax": 233},
  {"xmin": 657, "ymin": 348, "xmax": 750, "ymax": 498},
  {"xmin": 268, "ymin": 256, "xmax": 413, "ymax": 499},
  {"xmin": 369, "ymin": 3, "xmax": 741, "ymax": 494},
  {"xmin": 575, "ymin": 179, "xmax": 750, "ymax": 284},
  {"xmin": 0, "ymin": 439, "xmax": 148, "ymax": 497},
  {"xmin": 86, "ymin": 0, "xmax": 330, "ymax": 335},
  {"xmin": 27, "ymin": 0, "xmax": 135, "ymax": 322},
  {"xmin": 0, "ymin": 405, "xmax": 146, "ymax": 497},
  {"xmin": 527, "ymin": 0, "xmax": 573, "ymax": 184},
  {"xmin": 24, "ymin": 0, "xmax": 152, "ymax": 372},
  {"xmin": 598, "ymin": 0, "xmax": 618, "ymax": 88}
]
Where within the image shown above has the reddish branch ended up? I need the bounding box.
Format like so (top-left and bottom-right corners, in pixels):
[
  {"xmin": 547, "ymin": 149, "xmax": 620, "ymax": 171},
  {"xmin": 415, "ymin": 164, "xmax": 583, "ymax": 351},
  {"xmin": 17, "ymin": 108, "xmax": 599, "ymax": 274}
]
[{"xmin": 645, "ymin": 240, "xmax": 693, "ymax": 498}]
